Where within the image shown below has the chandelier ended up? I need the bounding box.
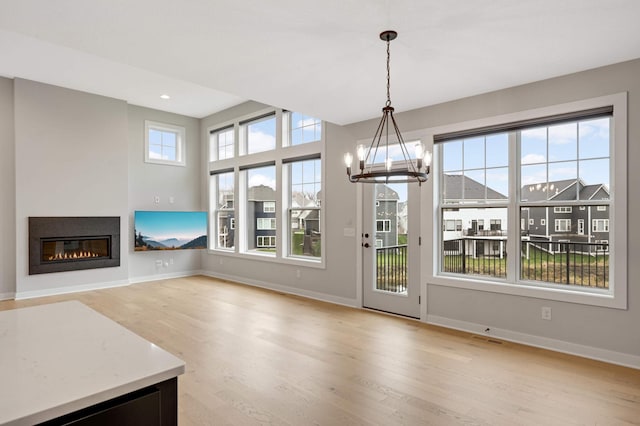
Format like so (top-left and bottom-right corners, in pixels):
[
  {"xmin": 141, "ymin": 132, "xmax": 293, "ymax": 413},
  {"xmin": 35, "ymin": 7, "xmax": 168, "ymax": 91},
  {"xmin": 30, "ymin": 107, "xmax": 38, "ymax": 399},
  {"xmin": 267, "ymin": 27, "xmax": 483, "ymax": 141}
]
[{"xmin": 344, "ymin": 30, "xmax": 431, "ymax": 184}]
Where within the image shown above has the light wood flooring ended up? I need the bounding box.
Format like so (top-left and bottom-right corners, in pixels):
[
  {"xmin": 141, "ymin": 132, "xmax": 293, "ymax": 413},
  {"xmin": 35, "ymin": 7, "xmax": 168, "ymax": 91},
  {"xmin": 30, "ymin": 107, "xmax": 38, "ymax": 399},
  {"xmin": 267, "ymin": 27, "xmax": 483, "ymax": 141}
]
[{"xmin": 1, "ymin": 276, "xmax": 639, "ymax": 425}]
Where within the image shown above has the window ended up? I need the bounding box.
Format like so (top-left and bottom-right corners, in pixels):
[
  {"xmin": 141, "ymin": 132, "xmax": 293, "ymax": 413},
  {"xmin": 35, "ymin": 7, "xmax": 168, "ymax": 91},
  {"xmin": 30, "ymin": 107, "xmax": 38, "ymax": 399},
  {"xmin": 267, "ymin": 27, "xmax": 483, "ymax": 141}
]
[
  {"xmin": 244, "ymin": 114, "xmax": 276, "ymax": 155},
  {"xmin": 284, "ymin": 112, "xmax": 322, "ymax": 146},
  {"xmin": 210, "ymin": 127, "xmax": 234, "ymax": 161},
  {"xmin": 288, "ymin": 158, "xmax": 321, "ymax": 258},
  {"xmin": 208, "ymin": 109, "xmax": 324, "ymax": 265},
  {"xmin": 554, "ymin": 207, "xmax": 572, "ymax": 213},
  {"xmin": 257, "ymin": 218, "xmax": 276, "ymax": 230},
  {"xmin": 592, "ymin": 219, "xmax": 609, "ymax": 232},
  {"xmin": 246, "ymin": 165, "xmax": 276, "ymax": 254},
  {"xmin": 435, "ymin": 94, "xmax": 626, "ymax": 308},
  {"xmin": 211, "ymin": 171, "xmax": 235, "ymax": 250},
  {"xmin": 555, "ymin": 219, "xmax": 571, "ymax": 232},
  {"xmin": 257, "ymin": 236, "xmax": 276, "ymax": 247},
  {"xmin": 145, "ymin": 121, "xmax": 185, "ymax": 166},
  {"xmin": 377, "ymin": 219, "xmax": 391, "ymax": 232}
]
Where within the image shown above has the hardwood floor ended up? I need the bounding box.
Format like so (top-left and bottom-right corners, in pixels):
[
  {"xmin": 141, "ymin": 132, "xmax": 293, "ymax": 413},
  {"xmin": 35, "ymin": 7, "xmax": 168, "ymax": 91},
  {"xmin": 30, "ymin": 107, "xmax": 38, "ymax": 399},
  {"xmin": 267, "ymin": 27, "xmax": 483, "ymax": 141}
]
[{"xmin": 2, "ymin": 276, "xmax": 639, "ymax": 425}]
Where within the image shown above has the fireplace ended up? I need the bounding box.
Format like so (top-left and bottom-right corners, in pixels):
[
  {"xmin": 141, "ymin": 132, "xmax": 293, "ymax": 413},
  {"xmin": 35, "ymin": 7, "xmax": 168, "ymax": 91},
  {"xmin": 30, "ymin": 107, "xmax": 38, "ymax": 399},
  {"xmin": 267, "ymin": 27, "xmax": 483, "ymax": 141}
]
[{"xmin": 29, "ymin": 217, "xmax": 120, "ymax": 275}]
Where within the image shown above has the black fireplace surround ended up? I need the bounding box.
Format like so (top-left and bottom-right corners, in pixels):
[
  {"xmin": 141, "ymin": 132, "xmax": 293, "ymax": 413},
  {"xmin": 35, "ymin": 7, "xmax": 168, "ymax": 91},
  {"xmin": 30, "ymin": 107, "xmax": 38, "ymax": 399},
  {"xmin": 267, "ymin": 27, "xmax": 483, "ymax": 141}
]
[{"xmin": 29, "ymin": 217, "xmax": 120, "ymax": 275}]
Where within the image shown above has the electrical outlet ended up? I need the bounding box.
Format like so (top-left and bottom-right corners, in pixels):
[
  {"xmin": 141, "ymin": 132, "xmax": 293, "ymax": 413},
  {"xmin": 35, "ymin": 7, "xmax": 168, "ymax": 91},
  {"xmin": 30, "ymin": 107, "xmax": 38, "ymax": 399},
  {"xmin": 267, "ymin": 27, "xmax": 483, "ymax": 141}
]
[
  {"xmin": 541, "ymin": 306, "xmax": 552, "ymax": 320},
  {"xmin": 154, "ymin": 195, "xmax": 160, "ymax": 204},
  {"xmin": 169, "ymin": 258, "xmax": 174, "ymax": 265},
  {"xmin": 155, "ymin": 260, "xmax": 162, "ymax": 267}
]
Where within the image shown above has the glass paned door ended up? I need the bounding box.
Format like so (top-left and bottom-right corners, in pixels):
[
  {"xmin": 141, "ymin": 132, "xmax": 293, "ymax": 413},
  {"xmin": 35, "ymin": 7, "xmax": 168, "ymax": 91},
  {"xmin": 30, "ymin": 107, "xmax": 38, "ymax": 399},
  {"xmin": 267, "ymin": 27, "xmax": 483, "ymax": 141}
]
[{"xmin": 362, "ymin": 183, "xmax": 420, "ymax": 318}]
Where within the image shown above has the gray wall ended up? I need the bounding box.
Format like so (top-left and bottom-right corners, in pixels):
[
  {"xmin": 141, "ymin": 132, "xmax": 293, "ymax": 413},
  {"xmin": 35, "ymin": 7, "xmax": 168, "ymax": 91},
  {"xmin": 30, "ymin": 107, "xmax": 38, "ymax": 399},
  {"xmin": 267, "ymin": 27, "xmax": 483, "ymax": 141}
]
[
  {"xmin": 13, "ymin": 79, "xmax": 130, "ymax": 296},
  {"xmin": 0, "ymin": 79, "xmax": 203, "ymax": 297},
  {"xmin": 127, "ymin": 105, "xmax": 202, "ymax": 280},
  {"xmin": 346, "ymin": 58, "xmax": 640, "ymax": 358},
  {"xmin": 0, "ymin": 77, "xmax": 15, "ymax": 298}
]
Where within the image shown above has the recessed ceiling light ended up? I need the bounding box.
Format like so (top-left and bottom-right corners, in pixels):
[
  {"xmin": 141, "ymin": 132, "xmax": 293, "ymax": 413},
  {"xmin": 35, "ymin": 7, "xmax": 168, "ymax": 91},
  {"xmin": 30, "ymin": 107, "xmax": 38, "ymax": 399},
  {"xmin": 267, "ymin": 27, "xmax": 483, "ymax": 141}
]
[{"xmin": 160, "ymin": 94, "xmax": 171, "ymax": 100}]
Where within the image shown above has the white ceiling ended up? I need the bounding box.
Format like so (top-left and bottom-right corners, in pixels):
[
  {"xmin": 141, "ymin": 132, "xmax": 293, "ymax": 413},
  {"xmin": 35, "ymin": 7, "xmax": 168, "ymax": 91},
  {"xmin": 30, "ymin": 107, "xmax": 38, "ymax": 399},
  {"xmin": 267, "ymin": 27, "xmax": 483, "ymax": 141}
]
[{"xmin": 1, "ymin": 0, "xmax": 639, "ymax": 125}]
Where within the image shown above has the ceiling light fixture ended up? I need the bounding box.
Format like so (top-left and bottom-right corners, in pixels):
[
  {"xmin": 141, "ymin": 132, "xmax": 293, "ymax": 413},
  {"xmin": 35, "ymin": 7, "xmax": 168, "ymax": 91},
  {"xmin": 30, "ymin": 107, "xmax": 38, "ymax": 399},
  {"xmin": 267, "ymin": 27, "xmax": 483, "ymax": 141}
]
[
  {"xmin": 344, "ymin": 30, "xmax": 431, "ymax": 184},
  {"xmin": 160, "ymin": 94, "xmax": 171, "ymax": 100}
]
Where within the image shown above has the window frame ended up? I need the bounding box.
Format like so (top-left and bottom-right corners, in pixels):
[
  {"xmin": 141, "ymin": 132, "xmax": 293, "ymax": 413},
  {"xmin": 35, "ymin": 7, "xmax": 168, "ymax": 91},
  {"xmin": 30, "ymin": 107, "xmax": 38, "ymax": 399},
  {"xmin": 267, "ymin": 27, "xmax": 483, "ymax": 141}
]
[
  {"xmin": 144, "ymin": 120, "xmax": 186, "ymax": 167},
  {"xmin": 207, "ymin": 108, "xmax": 325, "ymax": 268},
  {"xmin": 426, "ymin": 93, "xmax": 627, "ymax": 309}
]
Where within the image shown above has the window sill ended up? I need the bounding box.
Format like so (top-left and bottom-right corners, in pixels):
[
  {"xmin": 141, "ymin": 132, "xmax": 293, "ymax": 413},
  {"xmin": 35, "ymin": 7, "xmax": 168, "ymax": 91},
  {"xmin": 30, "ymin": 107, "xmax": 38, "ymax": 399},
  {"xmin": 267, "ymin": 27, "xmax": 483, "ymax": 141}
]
[
  {"xmin": 207, "ymin": 249, "xmax": 325, "ymax": 269},
  {"xmin": 429, "ymin": 274, "xmax": 626, "ymax": 310}
]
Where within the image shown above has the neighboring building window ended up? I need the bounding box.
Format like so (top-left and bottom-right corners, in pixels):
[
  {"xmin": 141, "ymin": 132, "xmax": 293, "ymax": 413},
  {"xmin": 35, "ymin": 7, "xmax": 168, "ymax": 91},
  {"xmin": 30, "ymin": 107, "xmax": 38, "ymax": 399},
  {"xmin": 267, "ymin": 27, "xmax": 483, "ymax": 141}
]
[
  {"xmin": 377, "ymin": 219, "xmax": 391, "ymax": 232},
  {"xmin": 554, "ymin": 206, "xmax": 572, "ymax": 213},
  {"xmin": 210, "ymin": 171, "xmax": 235, "ymax": 250},
  {"xmin": 288, "ymin": 158, "xmax": 321, "ymax": 258},
  {"xmin": 145, "ymin": 120, "xmax": 186, "ymax": 166},
  {"xmin": 257, "ymin": 236, "xmax": 276, "ymax": 247},
  {"xmin": 284, "ymin": 112, "xmax": 322, "ymax": 146},
  {"xmin": 555, "ymin": 219, "xmax": 571, "ymax": 232},
  {"xmin": 436, "ymin": 94, "xmax": 626, "ymax": 309},
  {"xmin": 257, "ymin": 218, "xmax": 277, "ymax": 230},
  {"xmin": 244, "ymin": 114, "xmax": 276, "ymax": 155},
  {"xmin": 375, "ymin": 239, "xmax": 384, "ymax": 248},
  {"xmin": 263, "ymin": 201, "xmax": 276, "ymax": 213},
  {"xmin": 210, "ymin": 126, "xmax": 234, "ymax": 161},
  {"xmin": 592, "ymin": 219, "xmax": 609, "ymax": 232}
]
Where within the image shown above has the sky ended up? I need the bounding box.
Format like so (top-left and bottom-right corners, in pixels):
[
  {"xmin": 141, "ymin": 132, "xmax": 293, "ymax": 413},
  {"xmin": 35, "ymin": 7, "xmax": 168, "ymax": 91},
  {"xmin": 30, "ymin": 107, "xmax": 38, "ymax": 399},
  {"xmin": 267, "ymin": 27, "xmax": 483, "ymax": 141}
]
[
  {"xmin": 441, "ymin": 117, "xmax": 610, "ymax": 199},
  {"xmin": 135, "ymin": 211, "xmax": 207, "ymax": 240}
]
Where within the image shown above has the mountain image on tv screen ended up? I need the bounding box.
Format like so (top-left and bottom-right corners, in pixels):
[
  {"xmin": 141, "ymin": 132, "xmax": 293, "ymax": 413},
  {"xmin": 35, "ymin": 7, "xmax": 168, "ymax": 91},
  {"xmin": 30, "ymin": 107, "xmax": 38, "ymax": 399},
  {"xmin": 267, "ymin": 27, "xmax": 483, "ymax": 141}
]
[{"xmin": 134, "ymin": 211, "xmax": 208, "ymax": 251}]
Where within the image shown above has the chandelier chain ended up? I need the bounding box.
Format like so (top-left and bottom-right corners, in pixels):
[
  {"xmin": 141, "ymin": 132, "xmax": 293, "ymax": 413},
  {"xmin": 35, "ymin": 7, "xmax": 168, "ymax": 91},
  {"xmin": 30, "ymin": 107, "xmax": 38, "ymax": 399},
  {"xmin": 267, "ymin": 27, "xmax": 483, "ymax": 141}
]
[{"xmin": 386, "ymin": 38, "xmax": 391, "ymax": 107}]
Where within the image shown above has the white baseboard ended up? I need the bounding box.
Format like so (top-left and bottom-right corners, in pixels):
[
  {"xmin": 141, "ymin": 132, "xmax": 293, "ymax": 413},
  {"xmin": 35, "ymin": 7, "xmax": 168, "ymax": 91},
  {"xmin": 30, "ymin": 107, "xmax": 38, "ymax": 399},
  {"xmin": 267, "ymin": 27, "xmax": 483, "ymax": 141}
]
[
  {"xmin": 428, "ymin": 314, "xmax": 640, "ymax": 370},
  {"xmin": 15, "ymin": 279, "xmax": 130, "ymax": 300},
  {"xmin": 200, "ymin": 270, "xmax": 359, "ymax": 308},
  {"xmin": 128, "ymin": 270, "xmax": 204, "ymax": 284}
]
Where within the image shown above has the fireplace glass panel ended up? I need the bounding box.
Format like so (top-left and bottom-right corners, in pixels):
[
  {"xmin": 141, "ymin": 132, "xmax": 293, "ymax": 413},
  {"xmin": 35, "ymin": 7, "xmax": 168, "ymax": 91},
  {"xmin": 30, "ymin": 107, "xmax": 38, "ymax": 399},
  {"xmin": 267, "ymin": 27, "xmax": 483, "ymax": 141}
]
[{"xmin": 41, "ymin": 237, "xmax": 111, "ymax": 263}]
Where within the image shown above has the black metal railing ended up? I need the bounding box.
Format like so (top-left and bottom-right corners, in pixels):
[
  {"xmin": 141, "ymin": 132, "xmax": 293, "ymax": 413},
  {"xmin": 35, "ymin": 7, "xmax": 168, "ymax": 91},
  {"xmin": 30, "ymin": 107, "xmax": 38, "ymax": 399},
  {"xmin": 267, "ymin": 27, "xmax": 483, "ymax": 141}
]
[
  {"xmin": 443, "ymin": 238, "xmax": 507, "ymax": 278},
  {"xmin": 442, "ymin": 238, "xmax": 609, "ymax": 288},
  {"xmin": 520, "ymin": 240, "xmax": 609, "ymax": 288},
  {"xmin": 376, "ymin": 245, "xmax": 407, "ymax": 293}
]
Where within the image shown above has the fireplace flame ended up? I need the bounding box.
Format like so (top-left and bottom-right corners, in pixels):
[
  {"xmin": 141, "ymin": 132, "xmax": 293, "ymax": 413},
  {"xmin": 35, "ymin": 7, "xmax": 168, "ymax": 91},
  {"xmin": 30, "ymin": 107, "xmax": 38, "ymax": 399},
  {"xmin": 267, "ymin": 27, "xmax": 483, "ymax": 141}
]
[{"xmin": 48, "ymin": 251, "xmax": 102, "ymax": 261}]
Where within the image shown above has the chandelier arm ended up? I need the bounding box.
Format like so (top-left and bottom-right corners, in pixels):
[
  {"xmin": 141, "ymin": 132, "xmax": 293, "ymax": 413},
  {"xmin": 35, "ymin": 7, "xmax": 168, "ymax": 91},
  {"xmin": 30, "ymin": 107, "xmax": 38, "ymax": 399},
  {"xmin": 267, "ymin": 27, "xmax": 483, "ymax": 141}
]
[
  {"xmin": 367, "ymin": 110, "xmax": 389, "ymax": 173},
  {"xmin": 389, "ymin": 112, "xmax": 420, "ymax": 173}
]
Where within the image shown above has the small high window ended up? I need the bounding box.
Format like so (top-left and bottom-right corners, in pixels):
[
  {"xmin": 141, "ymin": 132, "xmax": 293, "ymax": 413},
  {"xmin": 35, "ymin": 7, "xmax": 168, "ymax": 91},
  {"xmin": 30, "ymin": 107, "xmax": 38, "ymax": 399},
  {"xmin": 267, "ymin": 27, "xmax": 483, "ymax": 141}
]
[{"xmin": 145, "ymin": 121, "xmax": 186, "ymax": 166}]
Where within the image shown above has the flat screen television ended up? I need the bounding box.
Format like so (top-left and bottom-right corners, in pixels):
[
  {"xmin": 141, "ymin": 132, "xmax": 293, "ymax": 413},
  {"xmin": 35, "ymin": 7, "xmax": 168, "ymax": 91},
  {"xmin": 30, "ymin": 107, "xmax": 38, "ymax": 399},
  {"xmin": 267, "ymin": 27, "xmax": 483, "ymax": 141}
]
[{"xmin": 134, "ymin": 211, "xmax": 208, "ymax": 251}]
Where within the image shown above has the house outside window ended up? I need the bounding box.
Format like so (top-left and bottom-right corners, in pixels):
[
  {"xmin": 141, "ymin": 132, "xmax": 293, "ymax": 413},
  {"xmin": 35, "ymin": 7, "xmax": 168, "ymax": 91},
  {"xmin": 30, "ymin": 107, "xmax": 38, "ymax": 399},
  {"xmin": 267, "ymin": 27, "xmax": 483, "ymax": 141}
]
[
  {"xmin": 377, "ymin": 219, "xmax": 391, "ymax": 232},
  {"xmin": 555, "ymin": 219, "xmax": 571, "ymax": 232},
  {"xmin": 145, "ymin": 120, "xmax": 186, "ymax": 166},
  {"xmin": 592, "ymin": 219, "xmax": 609, "ymax": 232},
  {"xmin": 263, "ymin": 201, "xmax": 276, "ymax": 213},
  {"xmin": 435, "ymin": 94, "xmax": 627, "ymax": 309}
]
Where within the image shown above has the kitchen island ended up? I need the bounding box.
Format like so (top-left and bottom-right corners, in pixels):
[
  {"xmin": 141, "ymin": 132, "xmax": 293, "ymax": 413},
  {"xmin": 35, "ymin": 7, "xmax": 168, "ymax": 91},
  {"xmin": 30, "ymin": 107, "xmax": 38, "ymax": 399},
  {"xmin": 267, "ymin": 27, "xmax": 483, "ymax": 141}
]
[{"xmin": 0, "ymin": 300, "xmax": 185, "ymax": 425}]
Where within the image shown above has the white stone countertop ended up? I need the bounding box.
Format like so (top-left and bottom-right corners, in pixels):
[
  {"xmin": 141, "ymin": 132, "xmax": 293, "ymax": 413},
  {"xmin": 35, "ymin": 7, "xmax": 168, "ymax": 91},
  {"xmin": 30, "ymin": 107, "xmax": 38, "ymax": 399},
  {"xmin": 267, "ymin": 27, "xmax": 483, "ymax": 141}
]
[{"xmin": 0, "ymin": 300, "xmax": 185, "ymax": 425}]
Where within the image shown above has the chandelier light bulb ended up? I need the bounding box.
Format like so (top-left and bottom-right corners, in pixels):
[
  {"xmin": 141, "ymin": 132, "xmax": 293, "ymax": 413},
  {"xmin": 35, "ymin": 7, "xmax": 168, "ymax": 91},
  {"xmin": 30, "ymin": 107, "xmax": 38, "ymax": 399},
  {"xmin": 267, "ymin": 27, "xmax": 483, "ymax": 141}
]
[{"xmin": 344, "ymin": 152, "xmax": 353, "ymax": 167}]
